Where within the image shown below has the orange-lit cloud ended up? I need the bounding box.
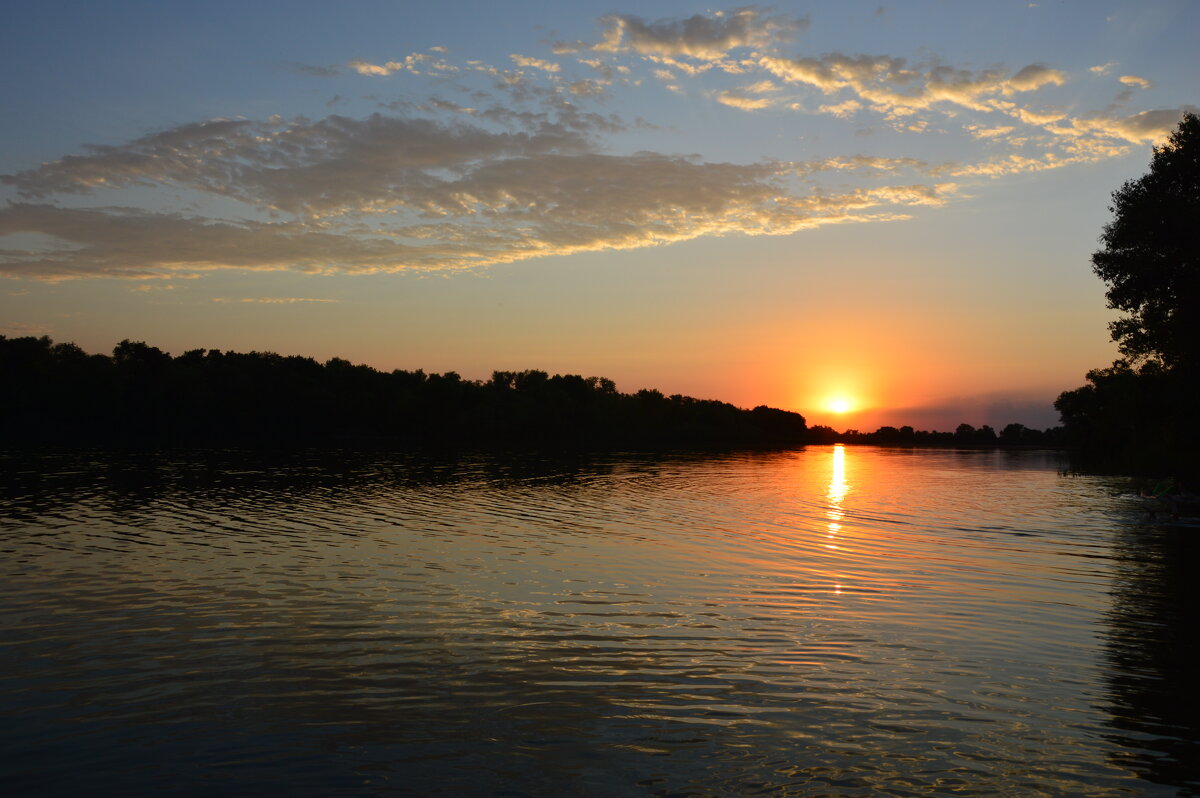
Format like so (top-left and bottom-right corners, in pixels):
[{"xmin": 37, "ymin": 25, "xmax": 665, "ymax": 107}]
[
  {"xmin": 510, "ymin": 54, "xmax": 561, "ymax": 73},
  {"xmin": 715, "ymin": 91, "xmax": 774, "ymax": 110},
  {"xmin": 1118, "ymin": 75, "xmax": 1151, "ymax": 90}
]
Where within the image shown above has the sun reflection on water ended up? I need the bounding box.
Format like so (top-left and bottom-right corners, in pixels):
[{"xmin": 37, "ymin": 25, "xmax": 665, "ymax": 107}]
[
  {"xmin": 826, "ymin": 444, "xmax": 848, "ymax": 550},
  {"xmin": 826, "ymin": 445, "xmax": 850, "ymax": 597},
  {"xmin": 828, "ymin": 444, "xmax": 848, "ymax": 505}
]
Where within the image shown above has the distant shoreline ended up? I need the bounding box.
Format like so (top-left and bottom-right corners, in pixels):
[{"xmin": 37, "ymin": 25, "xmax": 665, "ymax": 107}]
[{"xmin": 2, "ymin": 335, "xmax": 1068, "ymax": 452}]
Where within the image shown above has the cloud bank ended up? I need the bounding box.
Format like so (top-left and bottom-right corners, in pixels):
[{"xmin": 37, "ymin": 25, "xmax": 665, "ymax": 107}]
[{"xmin": 0, "ymin": 7, "xmax": 1190, "ymax": 281}]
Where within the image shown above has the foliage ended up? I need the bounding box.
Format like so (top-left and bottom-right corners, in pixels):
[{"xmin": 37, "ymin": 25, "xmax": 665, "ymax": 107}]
[
  {"xmin": 1092, "ymin": 112, "xmax": 1200, "ymax": 369},
  {"xmin": 1057, "ymin": 113, "xmax": 1200, "ymax": 477}
]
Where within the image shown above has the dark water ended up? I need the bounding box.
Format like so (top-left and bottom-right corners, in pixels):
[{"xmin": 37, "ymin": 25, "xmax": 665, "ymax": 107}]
[{"xmin": 1, "ymin": 446, "xmax": 1197, "ymax": 796}]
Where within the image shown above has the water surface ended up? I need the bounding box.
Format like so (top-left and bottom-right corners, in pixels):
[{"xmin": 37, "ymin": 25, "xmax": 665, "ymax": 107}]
[{"xmin": 2, "ymin": 446, "xmax": 1197, "ymax": 796}]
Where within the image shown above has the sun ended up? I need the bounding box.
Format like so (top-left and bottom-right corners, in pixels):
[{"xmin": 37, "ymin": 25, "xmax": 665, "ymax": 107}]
[{"xmin": 827, "ymin": 397, "xmax": 854, "ymax": 414}]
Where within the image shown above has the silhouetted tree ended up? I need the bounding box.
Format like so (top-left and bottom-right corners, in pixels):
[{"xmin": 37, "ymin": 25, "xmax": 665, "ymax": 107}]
[
  {"xmin": 975, "ymin": 424, "xmax": 997, "ymax": 444},
  {"xmin": 1057, "ymin": 114, "xmax": 1200, "ymax": 477},
  {"xmin": 807, "ymin": 425, "xmax": 839, "ymax": 444},
  {"xmin": 1000, "ymin": 423, "xmax": 1027, "ymax": 444},
  {"xmin": 1092, "ymin": 113, "xmax": 1200, "ymax": 370}
]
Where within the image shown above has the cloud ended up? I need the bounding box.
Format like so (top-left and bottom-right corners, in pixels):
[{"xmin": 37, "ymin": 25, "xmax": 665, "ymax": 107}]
[
  {"xmin": 347, "ymin": 53, "xmax": 458, "ymax": 77},
  {"xmin": 577, "ymin": 57, "xmax": 615, "ymax": 81},
  {"xmin": 2, "ymin": 114, "xmax": 597, "ymax": 218},
  {"xmin": 1004, "ymin": 105, "xmax": 1066, "ymax": 125},
  {"xmin": 947, "ymin": 137, "xmax": 1139, "ymax": 176},
  {"xmin": 0, "ymin": 204, "xmax": 410, "ymax": 280},
  {"xmin": 595, "ymin": 8, "xmax": 806, "ymax": 59},
  {"xmin": 348, "ymin": 59, "xmax": 396, "ymax": 77},
  {"xmin": 425, "ymin": 98, "xmax": 477, "ymax": 114},
  {"xmin": 817, "ymin": 99, "xmax": 862, "ymax": 118},
  {"xmin": 0, "ymin": 12, "xmax": 1179, "ymax": 284},
  {"xmin": 214, "ymin": 297, "xmax": 338, "ymax": 304},
  {"xmin": 568, "ymin": 80, "xmax": 607, "ymax": 97},
  {"xmin": 2, "ymin": 117, "xmax": 260, "ymax": 197},
  {"xmin": 0, "ymin": 321, "xmax": 53, "ymax": 336},
  {"xmin": 1006, "ymin": 64, "xmax": 1067, "ymax": 93},
  {"xmin": 510, "ymin": 54, "xmax": 560, "ymax": 73},
  {"xmin": 550, "ymin": 41, "xmax": 585, "ymax": 55},
  {"xmin": 1048, "ymin": 107, "xmax": 1197, "ymax": 144},
  {"xmin": 1090, "ymin": 62, "xmax": 1116, "ymax": 75},
  {"xmin": 282, "ymin": 62, "xmax": 343, "ymax": 78},
  {"xmin": 1118, "ymin": 75, "xmax": 1151, "ymax": 89},
  {"xmin": 0, "ymin": 130, "xmax": 959, "ymax": 281},
  {"xmin": 742, "ymin": 80, "xmax": 780, "ymax": 95},
  {"xmin": 760, "ymin": 54, "xmax": 1066, "ymax": 115},
  {"xmin": 965, "ymin": 124, "xmax": 1015, "ymax": 139},
  {"xmin": 715, "ymin": 91, "xmax": 774, "ymax": 111},
  {"xmin": 800, "ymin": 155, "xmax": 932, "ymax": 175}
]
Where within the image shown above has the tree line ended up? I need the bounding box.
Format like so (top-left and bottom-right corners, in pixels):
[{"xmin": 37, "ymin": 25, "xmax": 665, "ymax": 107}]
[
  {"xmin": 809, "ymin": 423, "xmax": 1062, "ymax": 447},
  {"xmin": 0, "ymin": 336, "xmax": 809, "ymax": 449}
]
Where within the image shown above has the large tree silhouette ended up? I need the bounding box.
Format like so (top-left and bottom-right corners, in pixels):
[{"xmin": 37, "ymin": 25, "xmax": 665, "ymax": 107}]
[
  {"xmin": 1057, "ymin": 113, "xmax": 1200, "ymax": 476},
  {"xmin": 1091, "ymin": 112, "xmax": 1200, "ymax": 370}
]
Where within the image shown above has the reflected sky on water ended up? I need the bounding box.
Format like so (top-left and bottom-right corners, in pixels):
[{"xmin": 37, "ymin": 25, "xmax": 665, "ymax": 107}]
[{"xmin": 1, "ymin": 446, "xmax": 1196, "ymax": 796}]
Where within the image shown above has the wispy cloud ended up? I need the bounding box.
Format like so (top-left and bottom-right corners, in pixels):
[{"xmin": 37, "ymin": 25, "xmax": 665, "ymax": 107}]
[
  {"xmin": 0, "ymin": 321, "xmax": 53, "ymax": 336},
  {"xmin": 214, "ymin": 297, "xmax": 339, "ymax": 304}
]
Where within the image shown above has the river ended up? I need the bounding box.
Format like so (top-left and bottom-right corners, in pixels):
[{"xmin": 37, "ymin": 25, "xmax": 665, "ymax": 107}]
[{"xmin": 1, "ymin": 446, "xmax": 1197, "ymax": 796}]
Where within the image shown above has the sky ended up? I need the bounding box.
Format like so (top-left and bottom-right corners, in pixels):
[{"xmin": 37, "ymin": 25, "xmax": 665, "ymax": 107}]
[{"xmin": 2, "ymin": 1, "xmax": 1196, "ymax": 431}]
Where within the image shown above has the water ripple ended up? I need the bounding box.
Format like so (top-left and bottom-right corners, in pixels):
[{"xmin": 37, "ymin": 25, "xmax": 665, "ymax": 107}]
[{"xmin": 1, "ymin": 446, "xmax": 1196, "ymax": 795}]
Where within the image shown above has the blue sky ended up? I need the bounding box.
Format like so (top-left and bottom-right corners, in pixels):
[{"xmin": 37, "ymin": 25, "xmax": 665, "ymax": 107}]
[{"xmin": 2, "ymin": 1, "xmax": 1196, "ymax": 429}]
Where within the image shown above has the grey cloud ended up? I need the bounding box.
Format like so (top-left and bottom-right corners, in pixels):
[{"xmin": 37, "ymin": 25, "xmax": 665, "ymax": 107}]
[
  {"xmin": 1007, "ymin": 64, "xmax": 1067, "ymax": 92},
  {"xmin": 2, "ymin": 118, "xmax": 260, "ymax": 197},
  {"xmin": 0, "ymin": 140, "xmax": 953, "ymax": 281},
  {"xmin": 0, "ymin": 204, "xmax": 416, "ymax": 280},
  {"xmin": 3, "ymin": 114, "xmax": 596, "ymax": 218},
  {"xmin": 596, "ymin": 8, "xmax": 807, "ymax": 59},
  {"xmin": 281, "ymin": 62, "xmax": 343, "ymax": 78},
  {"xmin": 568, "ymin": 80, "xmax": 607, "ymax": 97}
]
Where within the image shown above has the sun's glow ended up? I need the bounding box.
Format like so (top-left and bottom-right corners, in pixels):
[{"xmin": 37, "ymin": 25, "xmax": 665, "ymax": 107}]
[{"xmin": 828, "ymin": 397, "xmax": 854, "ymax": 414}]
